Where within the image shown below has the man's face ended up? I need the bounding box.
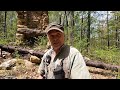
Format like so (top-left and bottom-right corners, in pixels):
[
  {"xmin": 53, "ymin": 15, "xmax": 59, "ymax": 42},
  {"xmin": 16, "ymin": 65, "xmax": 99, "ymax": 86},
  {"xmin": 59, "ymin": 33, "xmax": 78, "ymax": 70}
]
[{"xmin": 47, "ymin": 30, "xmax": 64, "ymax": 51}]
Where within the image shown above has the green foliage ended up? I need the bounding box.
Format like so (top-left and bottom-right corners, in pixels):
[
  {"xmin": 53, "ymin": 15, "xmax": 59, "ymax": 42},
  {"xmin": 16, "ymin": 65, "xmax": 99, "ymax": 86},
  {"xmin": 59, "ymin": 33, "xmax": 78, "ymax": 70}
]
[
  {"xmin": 73, "ymin": 29, "xmax": 88, "ymax": 52},
  {"xmin": 0, "ymin": 38, "xmax": 9, "ymax": 45},
  {"xmin": 48, "ymin": 11, "xmax": 120, "ymax": 66},
  {"xmin": 89, "ymin": 47, "xmax": 120, "ymax": 65},
  {"xmin": 0, "ymin": 11, "xmax": 17, "ymax": 45},
  {"xmin": 37, "ymin": 36, "xmax": 47, "ymax": 46},
  {"xmin": 116, "ymin": 72, "xmax": 120, "ymax": 79},
  {"xmin": 12, "ymin": 50, "xmax": 21, "ymax": 59},
  {"xmin": 33, "ymin": 35, "xmax": 48, "ymax": 49},
  {"xmin": 0, "ymin": 11, "xmax": 120, "ymax": 67}
]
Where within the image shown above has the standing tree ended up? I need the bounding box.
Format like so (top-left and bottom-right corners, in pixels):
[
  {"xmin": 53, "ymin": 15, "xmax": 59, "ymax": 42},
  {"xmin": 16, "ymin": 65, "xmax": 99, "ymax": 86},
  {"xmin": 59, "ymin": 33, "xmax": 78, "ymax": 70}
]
[
  {"xmin": 4, "ymin": 11, "xmax": 7, "ymax": 38},
  {"xmin": 107, "ymin": 11, "xmax": 110, "ymax": 49},
  {"xmin": 70, "ymin": 11, "xmax": 75, "ymax": 46},
  {"xmin": 87, "ymin": 11, "xmax": 91, "ymax": 52},
  {"xmin": 81, "ymin": 11, "xmax": 84, "ymax": 40}
]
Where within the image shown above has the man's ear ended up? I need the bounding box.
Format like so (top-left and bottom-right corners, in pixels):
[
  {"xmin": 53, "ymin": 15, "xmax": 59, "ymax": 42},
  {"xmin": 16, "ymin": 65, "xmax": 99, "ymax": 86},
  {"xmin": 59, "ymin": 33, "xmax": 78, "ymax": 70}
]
[
  {"xmin": 47, "ymin": 40, "xmax": 51, "ymax": 49},
  {"xmin": 47, "ymin": 35, "xmax": 48, "ymax": 38},
  {"xmin": 47, "ymin": 34, "xmax": 50, "ymax": 39}
]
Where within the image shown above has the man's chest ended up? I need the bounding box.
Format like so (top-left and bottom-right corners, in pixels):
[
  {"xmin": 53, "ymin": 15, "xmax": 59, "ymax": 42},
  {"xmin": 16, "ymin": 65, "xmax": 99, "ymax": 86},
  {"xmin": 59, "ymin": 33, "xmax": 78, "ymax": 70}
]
[{"xmin": 47, "ymin": 56, "xmax": 71, "ymax": 79}]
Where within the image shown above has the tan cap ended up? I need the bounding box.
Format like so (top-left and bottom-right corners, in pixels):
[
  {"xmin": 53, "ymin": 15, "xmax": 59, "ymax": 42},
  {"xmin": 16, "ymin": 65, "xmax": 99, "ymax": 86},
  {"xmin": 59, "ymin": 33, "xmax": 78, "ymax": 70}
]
[{"xmin": 45, "ymin": 22, "xmax": 64, "ymax": 34}]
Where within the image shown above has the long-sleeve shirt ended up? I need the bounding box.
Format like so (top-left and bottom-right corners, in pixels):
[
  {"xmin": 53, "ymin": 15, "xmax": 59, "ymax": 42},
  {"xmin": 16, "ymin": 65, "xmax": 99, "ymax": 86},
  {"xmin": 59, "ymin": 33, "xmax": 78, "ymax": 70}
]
[{"xmin": 38, "ymin": 44, "xmax": 91, "ymax": 79}]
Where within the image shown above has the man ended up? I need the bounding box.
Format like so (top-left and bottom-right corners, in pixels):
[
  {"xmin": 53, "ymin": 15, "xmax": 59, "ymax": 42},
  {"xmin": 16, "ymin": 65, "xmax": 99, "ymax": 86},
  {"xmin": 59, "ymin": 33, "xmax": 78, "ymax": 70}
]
[{"xmin": 38, "ymin": 22, "xmax": 91, "ymax": 79}]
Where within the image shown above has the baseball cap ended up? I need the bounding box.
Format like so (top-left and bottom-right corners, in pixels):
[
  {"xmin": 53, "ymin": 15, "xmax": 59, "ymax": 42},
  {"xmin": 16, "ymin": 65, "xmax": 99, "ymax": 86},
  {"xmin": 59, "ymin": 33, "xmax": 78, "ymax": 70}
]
[{"xmin": 45, "ymin": 22, "xmax": 64, "ymax": 34}]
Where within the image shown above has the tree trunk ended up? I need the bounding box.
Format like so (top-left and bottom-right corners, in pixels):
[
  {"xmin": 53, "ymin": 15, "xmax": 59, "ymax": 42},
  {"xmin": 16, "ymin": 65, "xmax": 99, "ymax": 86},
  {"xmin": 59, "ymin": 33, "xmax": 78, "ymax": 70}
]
[
  {"xmin": 87, "ymin": 11, "xmax": 91, "ymax": 52},
  {"xmin": 115, "ymin": 14, "xmax": 119, "ymax": 48},
  {"xmin": 4, "ymin": 11, "xmax": 7, "ymax": 38},
  {"xmin": 65, "ymin": 11, "xmax": 69, "ymax": 43},
  {"xmin": 81, "ymin": 11, "xmax": 84, "ymax": 40},
  {"xmin": 59, "ymin": 12, "xmax": 61, "ymax": 24},
  {"xmin": 0, "ymin": 44, "xmax": 44, "ymax": 58},
  {"xmin": 118, "ymin": 32, "xmax": 120, "ymax": 48},
  {"xmin": 107, "ymin": 11, "xmax": 110, "ymax": 49},
  {"xmin": 70, "ymin": 11, "xmax": 74, "ymax": 46},
  {"xmin": 115, "ymin": 26, "xmax": 118, "ymax": 48}
]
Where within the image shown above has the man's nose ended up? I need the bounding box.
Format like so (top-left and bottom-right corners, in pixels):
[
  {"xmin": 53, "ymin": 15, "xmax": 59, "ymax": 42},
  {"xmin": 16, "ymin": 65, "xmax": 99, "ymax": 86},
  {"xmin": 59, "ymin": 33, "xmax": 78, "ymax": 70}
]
[{"xmin": 53, "ymin": 37, "xmax": 57, "ymax": 41}]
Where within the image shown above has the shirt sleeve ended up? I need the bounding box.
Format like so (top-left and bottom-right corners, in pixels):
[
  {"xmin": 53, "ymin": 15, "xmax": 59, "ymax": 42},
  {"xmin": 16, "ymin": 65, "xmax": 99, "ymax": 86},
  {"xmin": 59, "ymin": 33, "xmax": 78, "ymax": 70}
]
[
  {"xmin": 70, "ymin": 52, "xmax": 91, "ymax": 79},
  {"xmin": 38, "ymin": 56, "xmax": 45, "ymax": 76},
  {"xmin": 38, "ymin": 49, "xmax": 52, "ymax": 76}
]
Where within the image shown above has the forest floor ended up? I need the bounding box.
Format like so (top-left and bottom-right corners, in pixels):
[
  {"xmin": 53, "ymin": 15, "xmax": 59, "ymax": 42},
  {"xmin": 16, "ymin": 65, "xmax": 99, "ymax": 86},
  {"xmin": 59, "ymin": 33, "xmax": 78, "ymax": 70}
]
[
  {"xmin": 0, "ymin": 49, "xmax": 119, "ymax": 79},
  {"xmin": 88, "ymin": 66, "xmax": 118, "ymax": 79}
]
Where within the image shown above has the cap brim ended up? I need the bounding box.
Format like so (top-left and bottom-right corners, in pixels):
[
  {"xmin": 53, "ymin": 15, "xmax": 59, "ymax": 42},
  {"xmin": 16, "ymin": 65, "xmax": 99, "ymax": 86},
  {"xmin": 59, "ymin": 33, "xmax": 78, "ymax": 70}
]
[{"xmin": 46, "ymin": 27, "xmax": 63, "ymax": 34}]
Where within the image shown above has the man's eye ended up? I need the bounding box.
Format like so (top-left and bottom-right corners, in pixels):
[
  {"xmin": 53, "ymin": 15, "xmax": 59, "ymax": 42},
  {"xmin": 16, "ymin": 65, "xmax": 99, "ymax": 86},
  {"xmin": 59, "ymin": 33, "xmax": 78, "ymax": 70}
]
[
  {"xmin": 51, "ymin": 35, "xmax": 54, "ymax": 37},
  {"xmin": 57, "ymin": 34, "xmax": 61, "ymax": 37}
]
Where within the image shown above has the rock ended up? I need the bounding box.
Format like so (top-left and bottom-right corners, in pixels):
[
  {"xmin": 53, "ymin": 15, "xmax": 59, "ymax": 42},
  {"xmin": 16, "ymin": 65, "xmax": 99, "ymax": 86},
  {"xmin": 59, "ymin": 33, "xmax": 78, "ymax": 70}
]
[
  {"xmin": 24, "ymin": 60, "xmax": 35, "ymax": 68},
  {"xmin": 0, "ymin": 57, "xmax": 4, "ymax": 64},
  {"xmin": 29, "ymin": 55, "xmax": 41, "ymax": 64},
  {"xmin": 13, "ymin": 59, "xmax": 35, "ymax": 71},
  {"xmin": 0, "ymin": 59, "xmax": 17, "ymax": 70},
  {"xmin": 2, "ymin": 51, "xmax": 12, "ymax": 59},
  {"xmin": 17, "ymin": 25, "xmax": 27, "ymax": 28},
  {"xmin": 0, "ymin": 76, "xmax": 17, "ymax": 79},
  {"xmin": 16, "ymin": 33, "xmax": 24, "ymax": 39},
  {"xmin": 21, "ymin": 54, "xmax": 31, "ymax": 60},
  {"xmin": 29, "ymin": 50, "xmax": 34, "ymax": 54}
]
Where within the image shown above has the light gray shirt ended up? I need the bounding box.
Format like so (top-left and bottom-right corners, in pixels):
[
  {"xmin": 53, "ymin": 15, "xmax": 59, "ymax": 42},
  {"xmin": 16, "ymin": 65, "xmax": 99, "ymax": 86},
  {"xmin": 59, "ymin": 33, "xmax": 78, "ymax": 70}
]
[{"xmin": 38, "ymin": 44, "xmax": 91, "ymax": 79}]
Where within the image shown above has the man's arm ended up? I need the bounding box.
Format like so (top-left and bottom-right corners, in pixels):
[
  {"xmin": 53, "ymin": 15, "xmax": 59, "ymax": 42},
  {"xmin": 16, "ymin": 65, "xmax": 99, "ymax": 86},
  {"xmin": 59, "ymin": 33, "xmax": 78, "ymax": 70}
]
[
  {"xmin": 37, "ymin": 57, "xmax": 45, "ymax": 79},
  {"xmin": 70, "ymin": 52, "xmax": 91, "ymax": 79}
]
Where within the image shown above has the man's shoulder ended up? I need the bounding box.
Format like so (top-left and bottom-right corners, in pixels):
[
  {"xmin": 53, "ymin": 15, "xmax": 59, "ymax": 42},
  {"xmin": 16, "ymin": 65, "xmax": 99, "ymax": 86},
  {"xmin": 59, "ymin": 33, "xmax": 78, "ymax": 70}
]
[
  {"xmin": 45, "ymin": 48, "xmax": 52, "ymax": 53},
  {"xmin": 43, "ymin": 48, "xmax": 53, "ymax": 57},
  {"xmin": 70, "ymin": 46, "xmax": 80, "ymax": 53}
]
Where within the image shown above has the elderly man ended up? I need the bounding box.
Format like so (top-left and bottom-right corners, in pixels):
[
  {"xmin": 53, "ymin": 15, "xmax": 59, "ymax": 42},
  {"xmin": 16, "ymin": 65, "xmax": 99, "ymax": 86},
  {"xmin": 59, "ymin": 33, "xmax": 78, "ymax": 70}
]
[{"xmin": 38, "ymin": 22, "xmax": 91, "ymax": 79}]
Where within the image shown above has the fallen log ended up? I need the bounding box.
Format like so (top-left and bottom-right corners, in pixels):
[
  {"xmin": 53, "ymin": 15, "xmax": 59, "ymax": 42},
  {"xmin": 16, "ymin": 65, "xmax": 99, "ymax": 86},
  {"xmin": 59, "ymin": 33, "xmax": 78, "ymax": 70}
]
[
  {"xmin": 88, "ymin": 66, "xmax": 116, "ymax": 77},
  {"xmin": 0, "ymin": 45, "xmax": 15, "ymax": 53},
  {"xmin": 0, "ymin": 44, "xmax": 120, "ymax": 72},
  {"xmin": 17, "ymin": 28, "xmax": 46, "ymax": 37},
  {"xmin": 85, "ymin": 59, "xmax": 120, "ymax": 72},
  {"xmin": 0, "ymin": 44, "xmax": 44, "ymax": 58}
]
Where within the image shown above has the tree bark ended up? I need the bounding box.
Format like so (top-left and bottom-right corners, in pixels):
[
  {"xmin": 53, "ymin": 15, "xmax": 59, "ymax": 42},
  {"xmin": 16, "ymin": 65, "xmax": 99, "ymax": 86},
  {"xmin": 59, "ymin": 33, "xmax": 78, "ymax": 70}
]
[
  {"xmin": 87, "ymin": 11, "xmax": 91, "ymax": 52},
  {"xmin": 65, "ymin": 11, "xmax": 69, "ymax": 42},
  {"xmin": 70, "ymin": 11, "xmax": 74, "ymax": 46},
  {"xmin": 16, "ymin": 11, "xmax": 49, "ymax": 45},
  {"xmin": 17, "ymin": 28, "xmax": 46, "ymax": 38},
  {"xmin": 81, "ymin": 11, "xmax": 84, "ymax": 40},
  {"xmin": 0, "ymin": 44, "xmax": 44, "ymax": 58},
  {"xmin": 4, "ymin": 11, "xmax": 7, "ymax": 38},
  {"xmin": 115, "ymin": 14, "xmax": 119, "ymax": 48},
  {"xmin": 107, "ymin": 11, "xmax": 110, "ymax": 49},
  {"xmin": 89, "ymin": 67, "xmax": 116, "ymax": 76},
  {"xmin": 85, "ymin": 59, "xmax": 120, "ymax": 72}
]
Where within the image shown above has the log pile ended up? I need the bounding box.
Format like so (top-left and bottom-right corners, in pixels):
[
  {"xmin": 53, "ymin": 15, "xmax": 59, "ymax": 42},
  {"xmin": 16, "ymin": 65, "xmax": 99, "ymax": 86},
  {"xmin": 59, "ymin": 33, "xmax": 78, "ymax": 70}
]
[{"xmin": 16, "ymin": 11, "xmax": 49, "ymax": 45}]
